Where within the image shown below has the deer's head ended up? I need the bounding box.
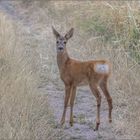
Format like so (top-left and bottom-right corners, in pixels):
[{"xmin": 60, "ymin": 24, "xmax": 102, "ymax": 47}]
[{"xmin": 52, "ymin": 26, "xmax": 74, "ymax": 52}]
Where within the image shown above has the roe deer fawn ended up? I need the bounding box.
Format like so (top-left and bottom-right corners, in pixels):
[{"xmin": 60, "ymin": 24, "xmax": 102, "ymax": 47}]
[{"xmin": 52, "ymin": 26, "xmax": 113, "ymax": 131}]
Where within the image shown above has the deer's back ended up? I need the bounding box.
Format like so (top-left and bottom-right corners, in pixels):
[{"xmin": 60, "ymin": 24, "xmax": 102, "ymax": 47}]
[{"xmin": 60, "ymin": 59, "xmax": 111, "ymax": 86}]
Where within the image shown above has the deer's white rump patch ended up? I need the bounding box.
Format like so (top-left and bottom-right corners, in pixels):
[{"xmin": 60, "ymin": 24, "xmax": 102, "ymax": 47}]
[{"xmin": 95, "ymin": 64, "xmax": 109, "ymax": 73}]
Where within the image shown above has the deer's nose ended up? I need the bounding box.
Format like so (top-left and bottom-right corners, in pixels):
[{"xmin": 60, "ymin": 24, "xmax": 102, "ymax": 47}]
[{"xmin": 58, "ymin": 47, "xmax": 63, "ymax": 50}]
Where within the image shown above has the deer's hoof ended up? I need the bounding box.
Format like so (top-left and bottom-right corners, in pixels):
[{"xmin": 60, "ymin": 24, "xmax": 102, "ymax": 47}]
[
  {"xmin": 94, "ymin": 128, "xmax": 98, "ymax": 131},
  {"xmin": 94, "ymin": 122, "xmax": 100, "ymax": 131},
  {"xmin": 69, "ymin": 121, "xmax": 73, "ymax": 126},
  {"xmin": 60, "ymin": 120, "xmax": 65, "ymax": 126},
  {"xmin": 109, "ymin": 119, "xmax": 112, "ymax": 123}
]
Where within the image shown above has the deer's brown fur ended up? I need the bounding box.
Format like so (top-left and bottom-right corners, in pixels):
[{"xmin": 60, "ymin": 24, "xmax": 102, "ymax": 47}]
[{"xmin": 52, "ymin": 27, "xmax": 113, "ymax": 131}]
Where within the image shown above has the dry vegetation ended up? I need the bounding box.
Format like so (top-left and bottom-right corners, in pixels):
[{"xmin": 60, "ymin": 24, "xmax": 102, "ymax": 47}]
[
  {"xmin": 0, "ymin": 1, "xmax": 140, "ymax": 140},
  {"xmin": 0, "ymin": 12, "xmax": 62, "ymax": 139}
]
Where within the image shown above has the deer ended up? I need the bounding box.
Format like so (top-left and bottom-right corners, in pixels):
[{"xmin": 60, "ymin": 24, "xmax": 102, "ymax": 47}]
[{"xmin": 52, "ymin": 26, "xmax": 113, "ymax": 131}]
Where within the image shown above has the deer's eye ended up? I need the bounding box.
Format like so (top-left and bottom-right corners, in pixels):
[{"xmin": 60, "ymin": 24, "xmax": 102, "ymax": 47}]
[
  {"xmin": 56, "ymin": 41, "xmax": 59, "ymax": 44},
  {"xmin": 64, "ymin": 41, "xmax": 66, "ymax": 44}
]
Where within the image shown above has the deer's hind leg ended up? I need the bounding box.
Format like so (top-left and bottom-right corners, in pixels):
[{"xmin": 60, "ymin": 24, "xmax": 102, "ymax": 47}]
[
  {"xmin": 100, "ymin": 76, "xmax": 113, "ymax": 123},
  {"xmin": 89, "ymin": 82, "xmax": 101, "ymax": 131}
]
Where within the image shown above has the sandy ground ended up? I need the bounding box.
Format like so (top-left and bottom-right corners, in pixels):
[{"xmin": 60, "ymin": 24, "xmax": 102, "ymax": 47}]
[{"xmin": 42, "ymin": 83, "xmax": 116, "ymax": 140}]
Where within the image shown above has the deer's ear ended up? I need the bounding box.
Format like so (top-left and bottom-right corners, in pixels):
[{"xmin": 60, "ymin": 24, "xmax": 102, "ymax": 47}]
[
  {"xmin": 52, "ymin": 26, "xmax": 60, "ymax": 38},
  {"xmin": 65, "ymin": 28, "xmax": 74, "ymax": 40}
]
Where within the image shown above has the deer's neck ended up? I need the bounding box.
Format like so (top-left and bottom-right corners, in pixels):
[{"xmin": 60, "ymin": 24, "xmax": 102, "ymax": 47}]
[{"xmin": 57, "ymin": 49, "xmax": 70, "ymax": 71}]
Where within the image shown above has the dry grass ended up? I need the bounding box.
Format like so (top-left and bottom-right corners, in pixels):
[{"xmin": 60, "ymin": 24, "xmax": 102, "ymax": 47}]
[
  {"xmin": 0, "ymin": 1, "xmax": 140, "ymax": 139},
  {"xmin": 0, "ymin": 12, "xmax": 62, "ymax": 139}
]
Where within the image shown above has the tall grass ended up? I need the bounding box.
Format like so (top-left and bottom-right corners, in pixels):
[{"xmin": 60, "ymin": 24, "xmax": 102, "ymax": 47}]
[
  {"xmin": 0, "ymin": 1, "xmax": 140, "ymax": 139},
  {"xmin": 0, "ymin": 12, "xmax": 59, "ymax": 139}
]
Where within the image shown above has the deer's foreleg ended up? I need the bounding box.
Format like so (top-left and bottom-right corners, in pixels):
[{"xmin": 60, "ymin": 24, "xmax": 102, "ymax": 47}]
[
  {"xmin": 69, "ymin": 86, "xmax": 76, "ymax": 126},
  {"xmin": 60, "ymin": 85, "xmax": 71, "ymax": 125}
]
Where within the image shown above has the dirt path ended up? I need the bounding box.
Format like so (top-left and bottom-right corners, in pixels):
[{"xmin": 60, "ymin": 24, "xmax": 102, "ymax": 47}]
[
  {"xmin": 0, "ymin": 1, "xmax": 117, "ymax": 139},
  {"xmin": 43, "ymin": 82, "xmax": 115, "ymax": 140}
]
